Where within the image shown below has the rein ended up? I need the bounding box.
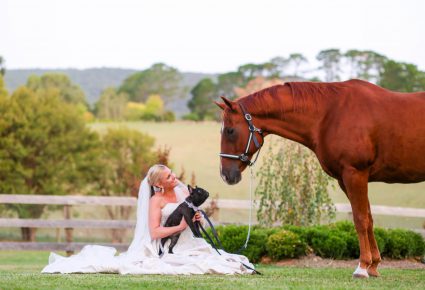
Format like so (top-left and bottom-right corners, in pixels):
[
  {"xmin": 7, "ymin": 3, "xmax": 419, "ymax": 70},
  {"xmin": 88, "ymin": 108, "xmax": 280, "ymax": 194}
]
[
  {"xmin": 196, "ymin": 166, "xmax": 260, "ymax": 274},
  {"xmin": 215, "ymin": 103, "xmax": 263, "ymax": 274}
]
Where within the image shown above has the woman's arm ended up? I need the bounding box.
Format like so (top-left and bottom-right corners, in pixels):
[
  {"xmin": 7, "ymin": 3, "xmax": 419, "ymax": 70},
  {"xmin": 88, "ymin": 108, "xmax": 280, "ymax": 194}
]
[{"xmin": 149, "ymin": 197, "xmax": 187, "ymax": 240}]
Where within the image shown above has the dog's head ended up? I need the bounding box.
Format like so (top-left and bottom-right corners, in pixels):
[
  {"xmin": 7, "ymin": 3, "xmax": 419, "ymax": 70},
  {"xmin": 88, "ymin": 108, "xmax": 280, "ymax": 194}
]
[{"xmin": 186, "ymin": 185, "xmax": 209, "ymax": 206}]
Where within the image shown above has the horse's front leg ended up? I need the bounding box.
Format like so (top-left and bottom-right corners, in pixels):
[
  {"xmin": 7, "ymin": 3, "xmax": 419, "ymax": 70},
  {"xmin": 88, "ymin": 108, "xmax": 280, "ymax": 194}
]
[
  {"xmin": 342, "ymin": 167, "xmax": 372, "ymax": 278},
  {"xmin": 367, "ymin": 200, "xmax": 381, "ymax": 277}
]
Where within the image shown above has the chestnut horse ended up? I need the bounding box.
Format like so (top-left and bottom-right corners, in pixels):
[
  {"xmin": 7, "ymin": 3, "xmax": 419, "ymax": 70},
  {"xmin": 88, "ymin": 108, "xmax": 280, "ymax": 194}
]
[{"xmin": 216, "ymin": 79, "xmax": 425, "ymax": 278}]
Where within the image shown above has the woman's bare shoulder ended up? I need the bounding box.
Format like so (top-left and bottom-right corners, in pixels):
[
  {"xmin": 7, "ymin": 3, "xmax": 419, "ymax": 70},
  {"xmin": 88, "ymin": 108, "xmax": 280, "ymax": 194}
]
[{"xmin": 149, "ymin": 195, "xmax": 163, "ymax": 207}]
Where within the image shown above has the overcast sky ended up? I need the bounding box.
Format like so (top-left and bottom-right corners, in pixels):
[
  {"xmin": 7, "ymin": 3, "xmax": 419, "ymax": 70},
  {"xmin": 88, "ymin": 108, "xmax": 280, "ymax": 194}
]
[{"xmin": 1, "ymin": 0, "xmax": 424, "ymax": 73}]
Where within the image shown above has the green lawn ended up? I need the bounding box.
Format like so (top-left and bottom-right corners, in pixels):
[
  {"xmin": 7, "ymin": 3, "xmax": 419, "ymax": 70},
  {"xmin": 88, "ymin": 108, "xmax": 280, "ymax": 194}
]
[{"xmin": 0, "ymin": 251, "xmax": 424, "ymax": 290}]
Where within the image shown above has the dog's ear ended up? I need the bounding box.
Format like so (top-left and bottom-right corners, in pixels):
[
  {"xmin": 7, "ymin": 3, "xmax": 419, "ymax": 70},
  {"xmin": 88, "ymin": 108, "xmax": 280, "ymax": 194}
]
[{"xmin": 187, "ymin": 185, "xmax": 193, "ymax": 194}]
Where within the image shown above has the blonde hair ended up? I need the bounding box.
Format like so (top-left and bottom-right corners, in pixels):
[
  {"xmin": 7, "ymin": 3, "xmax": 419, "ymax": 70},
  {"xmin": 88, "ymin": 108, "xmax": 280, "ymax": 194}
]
[{"xmin": 147, "ymin": 164, "xmax": 167, "ymax": 188}]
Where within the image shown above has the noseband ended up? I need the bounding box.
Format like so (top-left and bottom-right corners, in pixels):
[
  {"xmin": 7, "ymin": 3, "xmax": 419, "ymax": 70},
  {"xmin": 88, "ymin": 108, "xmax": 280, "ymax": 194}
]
[{"xmin": 219, "ymin": 103, "xmax": 264, "ymax": 166}]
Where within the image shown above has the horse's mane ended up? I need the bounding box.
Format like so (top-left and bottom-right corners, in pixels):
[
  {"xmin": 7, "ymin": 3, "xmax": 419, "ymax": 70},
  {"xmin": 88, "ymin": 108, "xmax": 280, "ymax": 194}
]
[
  {"xmin": 236, "ymin": 81, "xmax": 356, "ymax": 117},
  {"xmin": 235, "ymin": 85, "xmax": 283, "ymax": 117}
]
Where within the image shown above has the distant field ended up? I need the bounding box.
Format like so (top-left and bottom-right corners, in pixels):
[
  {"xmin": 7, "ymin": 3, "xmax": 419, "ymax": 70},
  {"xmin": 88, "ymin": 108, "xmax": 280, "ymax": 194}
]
[{"xmin": 90, "ymin": 121, "xmax": 425, "ymax": 206}]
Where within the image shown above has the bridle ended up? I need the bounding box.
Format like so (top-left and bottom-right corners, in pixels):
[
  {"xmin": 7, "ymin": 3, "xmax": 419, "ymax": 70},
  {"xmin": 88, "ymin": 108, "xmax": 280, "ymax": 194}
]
[{"xmin": 219, "ymin": 103, "xmax": 264, "ymax": 166}]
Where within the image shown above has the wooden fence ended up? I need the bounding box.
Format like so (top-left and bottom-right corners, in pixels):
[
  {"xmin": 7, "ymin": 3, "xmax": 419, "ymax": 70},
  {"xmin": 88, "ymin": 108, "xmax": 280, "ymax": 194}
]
[{"xmin": 1, "ymin": 194, "xmax": 424, "ymax": 254}]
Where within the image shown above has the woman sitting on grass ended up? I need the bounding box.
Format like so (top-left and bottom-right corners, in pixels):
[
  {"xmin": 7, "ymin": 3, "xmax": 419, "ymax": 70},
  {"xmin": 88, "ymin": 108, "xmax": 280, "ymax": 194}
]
[{"xmin": 42, "ymin": 164, "xmax": 254, "ymax": 274}]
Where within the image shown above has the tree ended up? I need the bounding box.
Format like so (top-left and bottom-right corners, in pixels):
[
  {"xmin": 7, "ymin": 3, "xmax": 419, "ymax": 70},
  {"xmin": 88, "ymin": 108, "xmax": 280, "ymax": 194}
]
[
  {"xmin": 344, "ymin": 50, "xmax": 387, "ymax": 82},
  {"xmin": 0, "ymin": 87, "xmax": 101, "ymax": 241},
  {"xmin": 93, "ymin": 128, "xmax": 157, "ymax": 242},
  {"xmin": 26, "ymin": 73, "xmax": 88, "ymax": 107},
  {"xmin": 217, "ymin": 71, "xmax": 244, "ymax": 99},
  {"xmin": 187, "ymin": 78, "xmax": 218, "ymax": 120},
  {"xmin": 234, "ymin": 76, "xmax": 283, "ymax": 98},
  {"xmin": 0, "ymin": 56, "xmax": 5, "ymax": 76},
  {"xmin": 94, "ymin": 87, "xmax": 128, "ymax": 120},
  {"xmin": 288, "ymin": 53, "xmax": 308, "ymax": 77},
  {"xmin": 256, "ymin": 138, "xmax": 335, "ymax": 227},
  {"xmin": 0, "ymin": 75, "xmax": 7, "ymax": 99},
  {"xmin": 118, "ymin": 63, "xmax": 183, "ymax": 103},
  {"xmin": 142, "ymin": 94, "xmax": 165, "ymax": 121},
  {"xmin": 316, "ymin": 49, "xmax": 342, "ymax": 82},
  {"xmin": 270, "ymin": 56, "xmax": 289, "ymax": 78},
  {"xmin": 379, "ymin": 60, "xmax": 425, "ymax": 92}
]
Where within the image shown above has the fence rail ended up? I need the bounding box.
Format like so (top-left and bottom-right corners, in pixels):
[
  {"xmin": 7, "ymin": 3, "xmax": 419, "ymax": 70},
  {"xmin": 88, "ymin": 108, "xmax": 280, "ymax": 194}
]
[{"xmin": 1, "ymin": 194, "xmax": 424, "ymax": 253}]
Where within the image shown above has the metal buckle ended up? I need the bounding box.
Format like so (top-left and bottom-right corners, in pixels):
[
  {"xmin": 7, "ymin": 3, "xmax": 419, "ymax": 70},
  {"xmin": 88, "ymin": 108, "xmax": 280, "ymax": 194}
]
[
  {"xmin": 240, "ymin": 154, "xmax": 249, "ymax": 162},
  {"xmin": 244, "ymin": 114, "xmax": 252, "ymax": 121}
]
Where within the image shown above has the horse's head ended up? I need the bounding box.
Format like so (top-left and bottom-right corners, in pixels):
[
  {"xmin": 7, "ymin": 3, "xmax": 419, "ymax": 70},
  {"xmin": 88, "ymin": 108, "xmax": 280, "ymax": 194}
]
[{"xmin": 215, "ymin": 96, "xmax": 264, "ymax": 185}]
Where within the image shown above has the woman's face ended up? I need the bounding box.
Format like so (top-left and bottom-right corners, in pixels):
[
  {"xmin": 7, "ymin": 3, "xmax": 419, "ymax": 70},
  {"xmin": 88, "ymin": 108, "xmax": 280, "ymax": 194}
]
[{"xmin": 159, "ymin": 167, "xmax": 178, "ymax": 190}]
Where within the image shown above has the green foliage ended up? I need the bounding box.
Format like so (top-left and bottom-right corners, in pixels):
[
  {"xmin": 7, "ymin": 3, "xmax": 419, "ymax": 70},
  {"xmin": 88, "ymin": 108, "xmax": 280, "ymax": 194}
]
[
  {"xmin": 316, "ymin": 49, "xmax": 342, "ymax": 81},
  {"xmin": 26, "ymin": 73, "xmax": 88, "ymax": 107},
  {"xmin": 217, "ymin": 71, "xmax": 244, "ymax": 98},
  {"xmin": 118, "ymin": 63, "xmax": 183, "ymax": 103},
  {"xmin": 187, "ymin": 78, "xmax": 218, "ymax": 121},
  {"xmin": 162, "ymin": 111, "xmax": 176, "ymax": 122},
  {"xmin": 373, "ymin": 227, "xmax": 389, "ymax": 255},
  {"xmin": 256, "ymin": 138, "xmax": 335, "ymax": 227},
  {"xmin": 122, "ymin": 95, "xmax": 171, "ymax": 122},
  {"xmin": 0, "ymin": 55, "xmax": 5, "ymax": 76},
  {"xmin": 94, "ymin": 87, "xmax": 128, "ymax": 120},
  {"xmin": 93, "ymin": 128, "xmax": 157, "ymax": 198},
  {"xmin": 204, "ymin": 225, "xmax": 268, "ymax": 263},
  {"xmin": 385, "ymin": 229, "xmax": 425, "ymax": 258},
  {"xmin": 378, "ymin": 60, "xmax": 425, "ymax": 92},
  {"xmin": 142, "ymin": 94, "xmax": 164, "ymax": 121},
  {"xmin": 0, "ymin": 75, "xmax": 8, "ymax": 99},
  {"xmin": 344, "ymin": 50, "xmax": 387, "ymax": 82},
  {"xmin": 0, "ymin": 87, "xmax": 101, "ymax": 219},
  {"xmin": 266, "ymin": 230, "xmax": 307, "ymax": 260},
  {"xmin": 182, "ymin": 112, "xmax": 201, "ymax": 121}
]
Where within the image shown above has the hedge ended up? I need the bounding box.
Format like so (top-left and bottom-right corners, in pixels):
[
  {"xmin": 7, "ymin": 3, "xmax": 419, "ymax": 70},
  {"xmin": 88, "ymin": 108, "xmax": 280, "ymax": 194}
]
[{"xmin": 203, "ymin": 221, "xmax": 424, "ymax": 262}]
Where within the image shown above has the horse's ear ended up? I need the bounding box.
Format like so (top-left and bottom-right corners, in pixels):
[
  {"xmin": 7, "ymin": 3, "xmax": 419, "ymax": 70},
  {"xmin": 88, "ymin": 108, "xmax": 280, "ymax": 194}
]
[
  {"xmin": 214, "ymin": 101, "xmax": 226, "ymax": 111},
  {"xmin": 220, "ymin": 96, "xmax": 237, "ymax": 111}
]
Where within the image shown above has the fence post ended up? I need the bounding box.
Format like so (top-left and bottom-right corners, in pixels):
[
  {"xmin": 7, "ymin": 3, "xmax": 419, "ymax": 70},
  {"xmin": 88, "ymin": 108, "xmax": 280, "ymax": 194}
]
[{"xmin": 64, "ymin": 205, "xmax": 74, "ymax": 256}]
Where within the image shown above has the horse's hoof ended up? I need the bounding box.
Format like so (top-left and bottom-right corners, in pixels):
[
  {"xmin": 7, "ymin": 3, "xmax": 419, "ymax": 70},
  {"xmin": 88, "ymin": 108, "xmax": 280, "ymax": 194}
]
[
  {"xmin": 367, "ymin": 269, "xmax": 380, "ymax": 277},
  {"xmin": 352, "ymin": 263, "xmax": 369, "ymax": 279}
]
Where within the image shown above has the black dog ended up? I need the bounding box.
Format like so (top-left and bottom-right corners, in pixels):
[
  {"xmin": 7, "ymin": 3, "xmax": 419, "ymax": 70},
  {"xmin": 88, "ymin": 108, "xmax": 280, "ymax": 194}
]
[{"xmin": 159, "ymin": 185, "xmax": 209, "ymax": 255}]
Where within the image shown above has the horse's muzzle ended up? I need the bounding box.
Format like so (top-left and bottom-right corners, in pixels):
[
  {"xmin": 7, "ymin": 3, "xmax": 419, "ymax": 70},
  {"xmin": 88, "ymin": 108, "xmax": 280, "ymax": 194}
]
[{"xmin": 220, "ymin": 167, "xmax": 241, "ymax": 185}]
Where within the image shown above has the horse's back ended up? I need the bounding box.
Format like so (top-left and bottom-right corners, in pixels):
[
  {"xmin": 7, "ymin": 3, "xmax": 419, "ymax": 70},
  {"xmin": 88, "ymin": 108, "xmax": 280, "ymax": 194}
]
[{"xmin": 318, "ymin": 80, "xmax": 425, "ymax": 183}]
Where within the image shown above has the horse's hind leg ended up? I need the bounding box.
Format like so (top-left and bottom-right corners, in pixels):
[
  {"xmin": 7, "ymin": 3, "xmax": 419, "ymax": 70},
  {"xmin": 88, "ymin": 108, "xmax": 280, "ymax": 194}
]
[
  {"xmin": 342, "ymin": 168, "xmax": 372, "ymax": 278},
  {"xmin": 366, "ymin": 200, "xmax": 381, "ymax": 277}
]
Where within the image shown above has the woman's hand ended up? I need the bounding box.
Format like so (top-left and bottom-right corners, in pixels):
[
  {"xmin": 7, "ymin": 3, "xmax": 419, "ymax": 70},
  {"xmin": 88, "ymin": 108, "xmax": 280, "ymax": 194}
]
[{"xmin": 192, "ymin": 211, "xmax": 202, "ymax": 222}]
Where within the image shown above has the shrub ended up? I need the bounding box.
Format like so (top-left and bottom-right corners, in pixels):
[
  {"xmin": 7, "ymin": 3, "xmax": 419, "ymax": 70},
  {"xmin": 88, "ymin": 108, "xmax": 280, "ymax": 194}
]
[
  {"xmin": 204, "ymin": 225, "xmax": 268, "ymax": 263},
  {"xmin": 266, "ymin": 230, "xmax": 307, "ymax": 260},
  {"xmin": 162, "ymin": 111, "xmax": 176, "ymax": 122},
  {"xmin": 409, "ymin": 231, "xmax": 425, "ymax": 257},
  {"xmin": 307, "ymin": 226, "xmax": 348, "ymax": 259},
  {"xmin": 182, "ymin": 113, "xmax": 200, "ymax": 121},
  {"xmin": 385, "ymin": 229, "xmax": 424, "ymax": 259},
  {"xmin": 332, "ymin": 221, "xmax": 359, "ymax": 258},
  {"xmin": 256, "ymin": 138, "xmax": 335, "ymax": 227},
  {"xmin": 373, "ymin": 227, "xmax": 389, "ymax": 255}
]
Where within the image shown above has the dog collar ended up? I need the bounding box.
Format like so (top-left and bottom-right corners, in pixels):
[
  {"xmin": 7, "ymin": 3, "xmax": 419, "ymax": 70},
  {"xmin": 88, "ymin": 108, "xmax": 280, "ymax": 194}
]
[{"xmin": 184, "ymin": 200, "xmax": 200, "ymax": 211}]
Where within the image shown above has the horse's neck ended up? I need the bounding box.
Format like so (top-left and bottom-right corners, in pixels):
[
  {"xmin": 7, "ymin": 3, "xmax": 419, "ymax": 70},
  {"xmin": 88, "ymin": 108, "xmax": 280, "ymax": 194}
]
[{"xmin": 249, "ymin": 84, "xmax": 325, "ymax": 150}]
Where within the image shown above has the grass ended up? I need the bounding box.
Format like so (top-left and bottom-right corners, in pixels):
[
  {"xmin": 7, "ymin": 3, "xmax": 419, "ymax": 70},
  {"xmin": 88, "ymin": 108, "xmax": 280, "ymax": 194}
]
[{"xmin": 0, "ymin": 251, "xmax": 424, "ymax": 290}]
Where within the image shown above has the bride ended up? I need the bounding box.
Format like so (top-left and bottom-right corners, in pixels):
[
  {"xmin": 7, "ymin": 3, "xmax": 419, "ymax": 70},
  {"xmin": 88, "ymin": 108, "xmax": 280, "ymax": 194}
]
[{"xmin": 42, "ymin": 164, "xmax": 255, "ymax": 274}]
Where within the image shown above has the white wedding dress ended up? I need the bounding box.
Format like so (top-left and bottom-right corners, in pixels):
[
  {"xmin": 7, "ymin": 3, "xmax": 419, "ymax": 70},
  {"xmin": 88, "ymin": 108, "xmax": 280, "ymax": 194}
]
[{"xmin": 42, "ymin": 179, "xmax": 254, "ymax": 275}]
